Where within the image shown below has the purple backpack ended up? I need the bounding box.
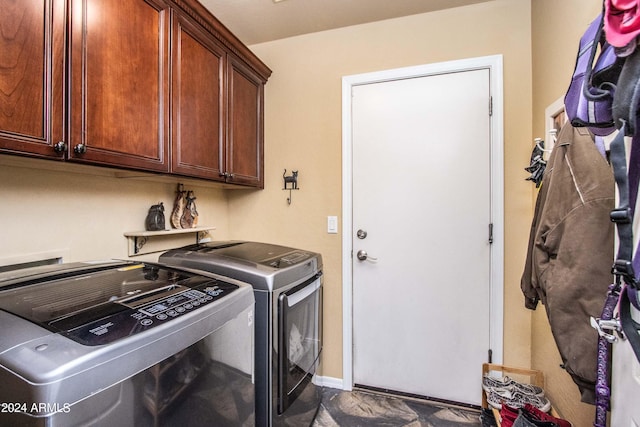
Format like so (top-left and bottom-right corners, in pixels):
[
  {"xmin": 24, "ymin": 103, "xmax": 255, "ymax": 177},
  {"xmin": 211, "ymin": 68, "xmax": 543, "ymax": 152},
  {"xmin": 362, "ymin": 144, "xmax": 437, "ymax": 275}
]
[{"xmin": 565, "ymin": 14, "xmax": 624, "ymax": 136}]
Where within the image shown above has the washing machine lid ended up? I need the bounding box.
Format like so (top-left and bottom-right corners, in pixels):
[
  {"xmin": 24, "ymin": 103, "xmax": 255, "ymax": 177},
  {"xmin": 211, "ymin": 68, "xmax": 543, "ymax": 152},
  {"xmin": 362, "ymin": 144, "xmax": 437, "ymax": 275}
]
[
  {"xmin": 160, "ymin": 241, "xmax": 322, "ymax": 291},
  {"xmin": 190, "ymin": 241, "xmax": 314, "ymax": 268},
  {"xmin": 0, "ymin": 260, "xmax": 129, "ymax": 286},
  {"xmin": 0, "ymin": 261, "xmax": 239, "ymax": 345}
]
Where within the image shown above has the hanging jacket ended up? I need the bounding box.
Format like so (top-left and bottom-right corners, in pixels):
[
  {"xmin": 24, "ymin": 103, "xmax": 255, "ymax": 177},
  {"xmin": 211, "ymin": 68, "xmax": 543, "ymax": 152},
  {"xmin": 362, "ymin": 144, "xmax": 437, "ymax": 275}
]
[{"xmin": 520, "ymin": 122, "xmax": 615, "ymax": 404}]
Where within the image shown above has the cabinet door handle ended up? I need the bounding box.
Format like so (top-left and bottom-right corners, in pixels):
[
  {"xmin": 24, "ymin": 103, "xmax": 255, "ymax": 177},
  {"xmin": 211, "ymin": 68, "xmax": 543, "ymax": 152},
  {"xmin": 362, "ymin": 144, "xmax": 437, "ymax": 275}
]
[
  {"xmin": 53, "ymin": 141, "xmax": 67, "ymax": 153},
  {"xmin": 74, "ymin": 143, "xmax": 87, "ymax": 154}
]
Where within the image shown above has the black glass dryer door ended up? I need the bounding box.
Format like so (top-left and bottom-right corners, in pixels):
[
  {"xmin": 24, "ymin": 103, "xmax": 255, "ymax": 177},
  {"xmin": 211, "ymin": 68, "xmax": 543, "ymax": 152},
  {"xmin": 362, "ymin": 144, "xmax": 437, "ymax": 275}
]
[{"xmin": 277, "ymin": 275, "xmax": 322, "ymax": 415}]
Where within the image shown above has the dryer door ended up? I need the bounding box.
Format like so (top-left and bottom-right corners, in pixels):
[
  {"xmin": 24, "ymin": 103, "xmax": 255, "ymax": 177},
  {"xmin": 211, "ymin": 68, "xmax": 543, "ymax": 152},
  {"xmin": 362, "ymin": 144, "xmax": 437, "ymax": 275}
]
[{"xmin": 277, "ymin": 274, "xmax": 322, "ymax": 414}]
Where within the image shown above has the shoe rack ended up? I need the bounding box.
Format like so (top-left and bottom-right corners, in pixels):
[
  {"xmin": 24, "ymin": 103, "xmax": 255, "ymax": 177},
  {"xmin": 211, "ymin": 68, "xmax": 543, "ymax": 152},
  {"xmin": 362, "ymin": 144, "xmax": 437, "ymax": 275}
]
[{"xmin": 482, "ymin": 363, "xmax": 561, "ymax": 426}]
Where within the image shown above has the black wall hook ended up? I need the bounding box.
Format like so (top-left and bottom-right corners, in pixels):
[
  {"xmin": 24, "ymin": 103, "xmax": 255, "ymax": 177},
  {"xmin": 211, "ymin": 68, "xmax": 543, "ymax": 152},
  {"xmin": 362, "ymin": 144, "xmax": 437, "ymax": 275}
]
[{"xmin": 283, "ymin": 169, "xmax": 299, "ymax": 205}]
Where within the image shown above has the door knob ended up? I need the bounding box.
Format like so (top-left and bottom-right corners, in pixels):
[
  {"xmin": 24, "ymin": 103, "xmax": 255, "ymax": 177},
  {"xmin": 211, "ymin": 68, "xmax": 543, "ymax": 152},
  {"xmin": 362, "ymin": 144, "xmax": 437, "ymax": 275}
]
[
  {"xmin": 356, "ymin": 229, "xmax": 367, "ymax": 239},
  {"xmin": 356, "ymin": 250, "xmax": 377, "ymax": 262}
]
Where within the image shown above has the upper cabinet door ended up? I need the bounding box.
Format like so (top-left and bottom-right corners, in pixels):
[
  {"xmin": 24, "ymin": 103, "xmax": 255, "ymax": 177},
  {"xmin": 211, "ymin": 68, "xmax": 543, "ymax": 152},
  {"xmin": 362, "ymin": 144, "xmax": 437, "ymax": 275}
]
[
  {"xmin": 69, "ymin": 0, "xmax": 170, "ymax": 171},
  {"xmin": 171, "ymin": 12, "xmax": 225, "ymax": 181},
  {"xmin": 0, "ymin": 0, "xmax": 65, "ymax": 158},
  {"xmin": 226, "ymin": 54, "xmax": 264, "ymax": 188}
]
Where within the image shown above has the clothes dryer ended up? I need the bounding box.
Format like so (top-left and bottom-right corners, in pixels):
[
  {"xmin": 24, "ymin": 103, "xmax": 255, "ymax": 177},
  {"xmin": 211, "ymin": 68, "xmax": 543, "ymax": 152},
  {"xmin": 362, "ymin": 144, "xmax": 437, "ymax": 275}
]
[{"xmin": 160, "ymin": 241, "xmax": 323, "ymax": 427}]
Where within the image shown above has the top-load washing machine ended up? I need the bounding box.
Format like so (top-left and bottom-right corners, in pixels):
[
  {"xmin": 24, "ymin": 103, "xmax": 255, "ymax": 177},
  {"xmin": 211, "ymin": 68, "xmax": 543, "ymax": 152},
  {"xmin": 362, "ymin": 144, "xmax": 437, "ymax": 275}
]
[
  {"xmin": 0, "ymin": 260, "xmax": 255, "ymax": 427},
  {"xmin": 160, "ymin": 241, "xmax": 323, "ymax": 427}
]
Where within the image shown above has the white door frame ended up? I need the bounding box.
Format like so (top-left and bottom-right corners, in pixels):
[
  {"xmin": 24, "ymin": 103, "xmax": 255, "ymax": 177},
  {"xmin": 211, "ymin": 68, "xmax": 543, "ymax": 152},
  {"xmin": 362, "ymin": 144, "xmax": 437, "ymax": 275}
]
[{"xmin": 341, "ymin": 55, "xmax": 504, "ymax": 391}]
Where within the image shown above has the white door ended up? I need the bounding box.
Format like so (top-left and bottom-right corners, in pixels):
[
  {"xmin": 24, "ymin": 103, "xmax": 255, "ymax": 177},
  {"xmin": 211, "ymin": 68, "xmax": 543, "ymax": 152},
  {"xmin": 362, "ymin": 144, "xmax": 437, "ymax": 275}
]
[{"xmin": 351, "ymin": 67, "xmax": 494, "ymax": 405}]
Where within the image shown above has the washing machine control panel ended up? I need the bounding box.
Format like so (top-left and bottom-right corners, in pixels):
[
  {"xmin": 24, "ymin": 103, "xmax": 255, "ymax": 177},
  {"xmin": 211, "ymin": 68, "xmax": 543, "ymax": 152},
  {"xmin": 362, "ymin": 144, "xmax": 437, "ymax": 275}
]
[{"xmin": 56, "ymin": 281, "xmax": 238, "ymax": 346}]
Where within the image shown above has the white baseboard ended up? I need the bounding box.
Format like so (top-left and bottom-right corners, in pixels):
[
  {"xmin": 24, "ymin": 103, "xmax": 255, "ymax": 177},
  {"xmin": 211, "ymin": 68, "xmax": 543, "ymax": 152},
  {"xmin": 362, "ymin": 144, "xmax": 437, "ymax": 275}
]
[{"xmin": 313, "ymin": 375, "xmax": 345, "ymax": 390}]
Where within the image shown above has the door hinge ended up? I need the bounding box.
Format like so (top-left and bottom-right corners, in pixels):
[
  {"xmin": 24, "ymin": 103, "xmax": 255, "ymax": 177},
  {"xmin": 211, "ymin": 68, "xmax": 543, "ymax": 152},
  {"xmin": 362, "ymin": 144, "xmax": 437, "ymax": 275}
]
[
  {"xmin": 489, "ymin": 96, "xmax": 493, "ymax": 116},
  {"xmin": 488, "ymin": 348, "xmax": 493, "ymax": 363},
  {"xmin": 488, "ymin": 223, "xmax": 494, "ymax": 244}
]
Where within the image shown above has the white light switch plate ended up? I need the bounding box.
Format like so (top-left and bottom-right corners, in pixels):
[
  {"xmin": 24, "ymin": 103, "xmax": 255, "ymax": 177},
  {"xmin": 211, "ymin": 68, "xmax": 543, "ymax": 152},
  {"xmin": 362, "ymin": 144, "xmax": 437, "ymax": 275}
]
[{"xmin": 327, "ymin": 216, "xmax": 338, "ymax": 234}]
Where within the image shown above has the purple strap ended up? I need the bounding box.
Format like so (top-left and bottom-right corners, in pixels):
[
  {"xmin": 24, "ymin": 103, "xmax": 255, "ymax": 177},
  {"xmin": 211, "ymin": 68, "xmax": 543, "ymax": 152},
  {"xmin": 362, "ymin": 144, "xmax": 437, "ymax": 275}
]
[
  {"xmin": 628, "ymin": 127, "xmax": 640, "ymax": 312},
  {"xmin": 628, "ymin": 127, "xmax": 640, "ymax": 219},
  {"xmin": 594, "ymin": 284, "xmax": 620, "ymax": 427},
  {"xmin": 581, "ymin": 13, "xmax": 640, "ymax": 427},
  {"xmin": 629, "ymin": 285, "xmax": 640, "ymax": 308},
  {"xmin": 565, "ymin": 13, "xmax": 618, "ymax": 135},
  {"xmin": 628, "ymin": 128, "xmax": 640, "ymax": 311},
  {"xmin": 630, "ymin": 131, "xmax": 640, "ymax": 302}
]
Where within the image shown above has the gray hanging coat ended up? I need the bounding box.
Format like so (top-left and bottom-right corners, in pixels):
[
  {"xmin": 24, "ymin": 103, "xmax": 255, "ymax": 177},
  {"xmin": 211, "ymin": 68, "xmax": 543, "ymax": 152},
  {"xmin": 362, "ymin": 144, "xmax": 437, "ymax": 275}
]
[{"xmin": 520, "ymin": 122, "xmax": 614, "ymax": 404}]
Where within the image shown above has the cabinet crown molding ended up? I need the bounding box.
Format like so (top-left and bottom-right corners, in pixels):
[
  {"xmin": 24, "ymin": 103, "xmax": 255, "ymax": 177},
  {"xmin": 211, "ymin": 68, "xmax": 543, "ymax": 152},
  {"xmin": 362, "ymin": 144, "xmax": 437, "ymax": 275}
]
[{"xmin": 171, "ymin": 0, "xmax": 272, "ymax": 82}]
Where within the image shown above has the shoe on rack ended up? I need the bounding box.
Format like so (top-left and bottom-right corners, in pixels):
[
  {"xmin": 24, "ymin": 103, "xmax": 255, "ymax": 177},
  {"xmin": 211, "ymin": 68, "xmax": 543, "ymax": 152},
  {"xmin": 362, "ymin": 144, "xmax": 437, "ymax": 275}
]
[
  {"xmin": 514, "ymin": 410, "xmax": 557, "ymax": 427},
  {"xmin": 523, "ymin": 404, "xmax": 572, "ymax": 427},
  {"xmin": 511, "ymin": 380, "xmax": 545, "ymax": 398},
  {"xmin": 487, "ymin": 389, "xmax": 511, "ymax": 410},
  {"xmin": 486, "ymin": 389, "xmax": 552, "ymax": 413},
  {"xmin": 500, "ymin": 404, "xmax": 519, "ymax": 427},
  {"xmin": 480, "ymin": 408, "xmax": 498, "ymax": 427},
  {"xmin": 482, "ymin": 374, "xmax": 545, "ymax": 397},
  {"xmin": 482, "ymin": 374, "xmax": 512, "ymax": 392}
]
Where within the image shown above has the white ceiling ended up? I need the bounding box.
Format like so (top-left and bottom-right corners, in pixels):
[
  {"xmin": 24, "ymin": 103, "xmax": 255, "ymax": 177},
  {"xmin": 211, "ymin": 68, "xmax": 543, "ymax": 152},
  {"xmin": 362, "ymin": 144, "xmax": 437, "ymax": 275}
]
[{"xmin": 198, "ymin": 0, "xmax": 493, "ymax": 45}]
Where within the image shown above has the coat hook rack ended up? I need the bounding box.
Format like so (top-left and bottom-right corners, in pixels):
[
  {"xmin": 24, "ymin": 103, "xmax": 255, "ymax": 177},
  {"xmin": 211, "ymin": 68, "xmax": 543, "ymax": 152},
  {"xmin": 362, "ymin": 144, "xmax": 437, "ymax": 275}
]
[{"xmin": 282, "ymin": 169, "xmax": 299, "ymax": 205}]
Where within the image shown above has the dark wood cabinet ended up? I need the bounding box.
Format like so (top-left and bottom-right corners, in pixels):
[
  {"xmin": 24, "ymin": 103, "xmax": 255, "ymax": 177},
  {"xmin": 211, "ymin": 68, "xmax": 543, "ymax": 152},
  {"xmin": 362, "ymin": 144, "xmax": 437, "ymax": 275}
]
[
  {"xmin": 226, "ymin": 54, "xmax": 264, "ymax": 187},
  {"xmin": 68, "ymin": 0, "xmax": 171, "ymax": 172},
  {"xmin": 0, "ymin": 0, "xmax": 65, "ymax": 158},
  {"xmin": 0, "ymin": 0, "xmax": 271, "ymax": 187},
  {"xmin": 171, "ymin": 11, "xmax": 225, "ymax": 180},
  {"xmin": 170, "ymin": 5, "xmax": 269, "ymax": 187}
]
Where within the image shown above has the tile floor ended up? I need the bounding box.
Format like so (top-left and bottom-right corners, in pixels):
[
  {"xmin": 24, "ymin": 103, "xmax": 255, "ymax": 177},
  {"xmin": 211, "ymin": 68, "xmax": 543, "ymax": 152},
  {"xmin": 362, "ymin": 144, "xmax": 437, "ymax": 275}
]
[{"xmin": 313, "ymin": 388, "xmax": 493, "ymax": 427}]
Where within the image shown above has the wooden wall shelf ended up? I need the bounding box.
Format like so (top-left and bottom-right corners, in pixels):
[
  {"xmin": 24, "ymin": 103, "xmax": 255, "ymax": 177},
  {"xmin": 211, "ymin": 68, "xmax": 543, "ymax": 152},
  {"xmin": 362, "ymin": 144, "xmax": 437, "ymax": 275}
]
[{"xmin": 124, "ymin": 226, "xmax": 215, "ymax": 256}]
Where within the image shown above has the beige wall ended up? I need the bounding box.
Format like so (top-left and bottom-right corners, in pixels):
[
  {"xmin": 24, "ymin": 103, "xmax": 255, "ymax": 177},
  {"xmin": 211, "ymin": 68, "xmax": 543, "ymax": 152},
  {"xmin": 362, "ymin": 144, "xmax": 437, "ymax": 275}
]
[
  {"xmin": 232, "ymin": 0, "xmax": 534, "ymax": 385},
  {"xmin": 0, "ymin": 157, "xmax": 231, "ymax": 264},
  {"xmin": 531, "ymin": 1, "xmax": 601, "ymax": 425}
]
